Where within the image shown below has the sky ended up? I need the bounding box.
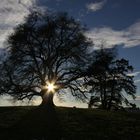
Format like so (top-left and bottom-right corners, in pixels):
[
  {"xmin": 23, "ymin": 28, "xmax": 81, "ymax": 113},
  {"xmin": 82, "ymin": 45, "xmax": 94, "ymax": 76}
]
[{"xmin": 0, "ymin": 0, "xmax": 140, "ymax": 107}]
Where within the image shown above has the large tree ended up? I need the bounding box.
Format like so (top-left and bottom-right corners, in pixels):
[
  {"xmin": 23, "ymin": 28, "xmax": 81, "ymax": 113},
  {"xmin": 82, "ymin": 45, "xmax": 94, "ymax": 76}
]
[
  {"xmin": 0, "ymin": 11, "xmax": 91, "ymax": 107},
  {"xmin": 85, "ymin": 48, "xmax": 136, "ymax": 110}
]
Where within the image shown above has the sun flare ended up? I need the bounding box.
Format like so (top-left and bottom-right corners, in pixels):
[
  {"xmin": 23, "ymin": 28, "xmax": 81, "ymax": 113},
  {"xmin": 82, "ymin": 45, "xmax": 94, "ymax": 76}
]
[{"xmin": 45, "ymin": 82, "xmax": 57, "ymax": 93}]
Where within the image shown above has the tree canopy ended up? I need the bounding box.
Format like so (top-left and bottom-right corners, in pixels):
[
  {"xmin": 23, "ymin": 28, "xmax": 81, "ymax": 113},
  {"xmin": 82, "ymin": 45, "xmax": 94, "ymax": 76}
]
[
  {"xmin": 85, "ymin": 48, "xmax": 136, "ymax": 110},
  {"xmin": 0, "ymin": 11, "xmax": 137, "ymax": 110},
  {"xmin": 0, "ymin": 11, "xmax": 92, "ymax": 106}
]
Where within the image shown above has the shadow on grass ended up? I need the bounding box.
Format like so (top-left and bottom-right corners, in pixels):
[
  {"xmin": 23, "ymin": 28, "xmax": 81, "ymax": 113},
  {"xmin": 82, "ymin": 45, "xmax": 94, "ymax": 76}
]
[{"xmin": 1, "ymin": 106, "xmax": 62, "ymax": 140}]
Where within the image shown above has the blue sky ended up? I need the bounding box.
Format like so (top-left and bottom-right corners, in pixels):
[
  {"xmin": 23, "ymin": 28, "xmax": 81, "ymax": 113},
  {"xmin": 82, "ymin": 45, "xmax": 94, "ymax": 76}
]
[
  {"xmin": 35, "ymin": 0, "xmax": 140, "ymax": 97},
  {"xmin": 0, "ymin": 0, "xmax": 140, "ymax": 106}
]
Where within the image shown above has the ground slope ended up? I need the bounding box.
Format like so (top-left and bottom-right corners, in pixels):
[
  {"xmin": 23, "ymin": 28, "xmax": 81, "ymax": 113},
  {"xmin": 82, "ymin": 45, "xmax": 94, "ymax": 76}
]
[{"xmin": 0, "ymin": 106, "xmax": 140, "ymax": 140}]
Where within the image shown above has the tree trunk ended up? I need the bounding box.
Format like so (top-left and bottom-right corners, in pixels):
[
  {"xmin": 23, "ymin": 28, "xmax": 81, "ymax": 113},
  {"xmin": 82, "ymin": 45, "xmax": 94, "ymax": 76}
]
[
  {"xmin": 100, "ymin": 84, "xmax": 107, "ymax": 109},
  {"xmin": 108, "ymin": 91, "xmax": 113, "ymax": 110},
  {"xmin": 40, "ymin": 89, "xmax": 54, "ymax": 107}
]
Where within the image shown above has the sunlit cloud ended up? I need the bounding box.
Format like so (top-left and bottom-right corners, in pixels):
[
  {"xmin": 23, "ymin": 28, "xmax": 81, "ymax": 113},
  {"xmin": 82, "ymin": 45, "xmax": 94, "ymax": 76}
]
[
  {"xmin": 0, "ymin": 0, "xmax": 35, "ymax": 48},
  {"xmin": 136, "ymin": 96, "xmax": 140, "ymax": 100},
  {"xmin": 128, "ymin": 71, "xmax": 140, "ymax": 77},
  {"xmin": 86, "ymin": 0, "xmax": 106, "ymax": 12},
  {"xmin": 135, "ymin": 79, "xmax": 140, "ymax": 83},
  {"xmin": 85, "ymin": 20, "xmax": 140, "ymax": 48}
]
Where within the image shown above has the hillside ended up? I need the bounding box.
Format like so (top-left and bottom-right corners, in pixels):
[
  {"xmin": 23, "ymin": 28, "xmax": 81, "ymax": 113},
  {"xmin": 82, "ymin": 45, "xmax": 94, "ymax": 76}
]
[{"xmin": 0, "ymin": 106, "xmax": 140, "ymax": 140}]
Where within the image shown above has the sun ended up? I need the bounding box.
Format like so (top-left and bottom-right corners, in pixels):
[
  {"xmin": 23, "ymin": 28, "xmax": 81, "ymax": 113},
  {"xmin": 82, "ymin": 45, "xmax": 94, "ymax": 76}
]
[{"xmin": 45, "ymin": 82, "xmax": 57, "ymax": 93}]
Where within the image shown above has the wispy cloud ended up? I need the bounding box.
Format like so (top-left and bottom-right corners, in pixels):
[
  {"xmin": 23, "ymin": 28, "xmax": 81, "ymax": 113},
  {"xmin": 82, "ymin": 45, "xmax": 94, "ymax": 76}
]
[
  {"xmin": 86, "ymin": 0, "xmax": 106, "ymax": 12},
  {"xmin": 136, "ymin": 96, "xmax": 140, "ymax": 100},
  {"xmin": 127, "ymin": 71, "xmax": 140, "ymax": 84},
  {"xmin": 128, "ymin": 71, "xmax": 140, "ymax": 77},
  {"xmin": 0, "ymin": 0, "xmax": 35, "ymax": 48},
  {"xmin": 85, "ymin": 20, "xmax": 140, "ymax": 48},
  {"xmin": 135, "ymin": 79, "xmax": 140, "ymax": 83}
]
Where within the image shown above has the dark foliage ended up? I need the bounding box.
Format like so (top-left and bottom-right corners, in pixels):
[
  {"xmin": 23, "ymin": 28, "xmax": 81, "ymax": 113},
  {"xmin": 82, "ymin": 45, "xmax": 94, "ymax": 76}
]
[
  {"xmin": 0, "ymin": 11, "xmax": 91, "ymax": 106},
  {"xmin": 85, "ymin": 48, "xmax": 136, "ymax": 110}
]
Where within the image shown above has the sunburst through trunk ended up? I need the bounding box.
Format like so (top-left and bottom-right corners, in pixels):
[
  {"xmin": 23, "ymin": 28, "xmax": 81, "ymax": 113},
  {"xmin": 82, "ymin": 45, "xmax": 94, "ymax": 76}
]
[{"xmin": 40, "ymin": 82, "xmax": 57, "ymax": 107}]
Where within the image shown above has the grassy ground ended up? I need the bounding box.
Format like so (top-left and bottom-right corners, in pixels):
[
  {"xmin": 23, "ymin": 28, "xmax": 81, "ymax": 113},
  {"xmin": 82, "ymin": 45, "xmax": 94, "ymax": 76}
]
[{"xmin": 0, "ymin": 106, "xmax": 140, "ymax": 140}]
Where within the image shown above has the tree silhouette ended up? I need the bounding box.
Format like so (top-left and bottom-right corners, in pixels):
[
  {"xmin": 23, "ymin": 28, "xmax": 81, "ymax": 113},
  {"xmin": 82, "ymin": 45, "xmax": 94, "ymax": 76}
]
[
  {"xmin": 106, "ymin": 58, "xmax": 136, "ymax": 110},
  {"xmin": 85, "ymin": 48, "xmax": 136, "ymax": 110},
  {"xmin": 0, "ymin": 11, "xmax": 91, "ymax": 107}
]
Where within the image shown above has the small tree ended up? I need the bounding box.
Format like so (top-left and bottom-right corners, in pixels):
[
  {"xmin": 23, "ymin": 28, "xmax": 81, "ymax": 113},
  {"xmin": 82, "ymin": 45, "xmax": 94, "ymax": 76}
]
[
  {"xmin": 85, "ymin": 48, "xmax": 136, "ymax": 110},
  {"xmin": 0, "ymin": 11, "xmax": 91, "ymax": 107},
  {"xmin": 106, "ymin": 58, "xmax": 136, "ymax": 110}
]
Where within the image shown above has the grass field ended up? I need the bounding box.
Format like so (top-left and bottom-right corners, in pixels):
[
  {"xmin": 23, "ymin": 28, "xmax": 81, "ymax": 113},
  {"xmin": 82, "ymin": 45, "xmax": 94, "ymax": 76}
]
[{"xmin": 0, "ymin": 106, "xmax": 140, "ymax": 140}]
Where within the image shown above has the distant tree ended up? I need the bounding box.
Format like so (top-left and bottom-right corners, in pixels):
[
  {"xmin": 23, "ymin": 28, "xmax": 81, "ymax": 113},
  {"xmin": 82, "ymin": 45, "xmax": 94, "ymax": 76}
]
[
  {"xmin": 106, "ymin": 58, "xmax": 136, "ymax": 110},
  {"xmin": 88, "ymin": 96, "xmax": 100, "ymax": 108},
  {"xmin": 0, "ymin": 11, "xmax": 91, "ymax": 107},
  {"xmin": 85, "ymin": 48, "xmax": 136, "ymax": 110},
  {"xmin": 129, "ymin": 103, "xmax": 137, "ymax": 109}
]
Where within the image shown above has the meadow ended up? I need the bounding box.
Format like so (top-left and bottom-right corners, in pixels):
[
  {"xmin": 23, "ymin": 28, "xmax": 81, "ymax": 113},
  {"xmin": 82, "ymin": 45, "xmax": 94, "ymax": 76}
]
[{"xmin": 0, "ymin": 106, "xmax": 140, "ymax": 140}]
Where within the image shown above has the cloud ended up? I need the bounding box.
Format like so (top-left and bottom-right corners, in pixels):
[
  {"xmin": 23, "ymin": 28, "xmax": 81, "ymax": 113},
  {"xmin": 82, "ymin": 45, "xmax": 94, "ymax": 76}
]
[
  {"xmin": 136, "ymin": 96, "xmax": 140, "ymax": 100},
  {"xmin": 0, "ymin": 0, "xmax": 35, "ymax": 48},
  {"xmin": 128, "ymin": 71, "xmax": 140, "ymax": 77},
  {"xmin": 135, "ymin": 79, "xmax": 140, "ymax": 83},
  {"xmin": 127, "ymin": 72, "xmax": 140, "ymax": 84},
  {"xmin": 86, "ymin": 0, "xmax": 106, "ymax": 12},
  {"xmin": 85, "ymin": 20, "xmax": 140, "ymax": 48}
]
